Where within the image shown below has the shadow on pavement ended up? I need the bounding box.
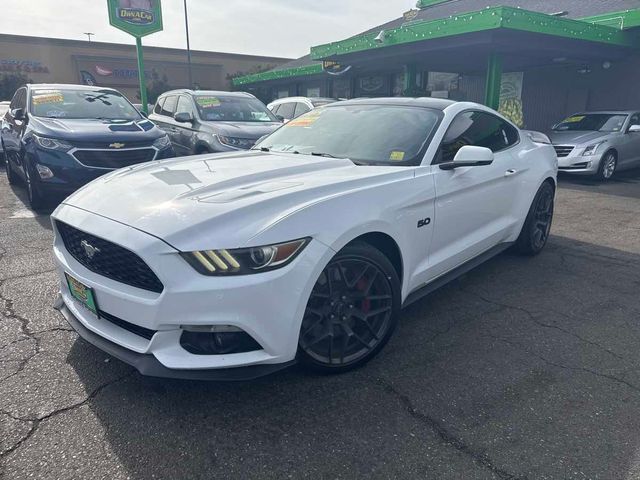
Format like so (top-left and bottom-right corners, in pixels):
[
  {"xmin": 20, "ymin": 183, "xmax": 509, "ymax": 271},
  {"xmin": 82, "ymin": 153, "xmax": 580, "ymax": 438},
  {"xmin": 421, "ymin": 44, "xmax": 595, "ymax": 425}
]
[
  {"xmin": 65, "ymin": 234, "xmax": 640, "ymax": 479},
  {"xmin": 558, "ymin": 167, "xmax": 640, "ymax": 200}
]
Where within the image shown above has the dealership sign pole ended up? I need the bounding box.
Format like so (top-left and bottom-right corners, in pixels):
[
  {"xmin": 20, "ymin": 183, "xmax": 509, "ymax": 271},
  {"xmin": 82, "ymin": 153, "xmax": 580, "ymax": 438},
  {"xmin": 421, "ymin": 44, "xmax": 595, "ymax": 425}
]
[{"xmin": 107, "ymin": 0, "xmax": 163, "ymax": 114}]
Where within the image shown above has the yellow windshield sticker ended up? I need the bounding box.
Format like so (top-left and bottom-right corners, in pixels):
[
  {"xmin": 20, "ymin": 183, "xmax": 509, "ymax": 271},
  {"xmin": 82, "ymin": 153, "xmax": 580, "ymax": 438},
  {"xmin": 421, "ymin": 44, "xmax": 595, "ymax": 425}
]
[
  {"xmin": 389, "ymin": 151, "xmax": 405, "ymax": 161},
  {"xmin": 288, "ymin": 110, "xmax": 323, "ymax": 127},
  {"xmin": 196, "ymin": 97, "xmax": 221, "ymax": 108},
  {"xmin": 565, "ymin": 115, "xmax": 585, "ymax": 123},
  {"xmin": 32, "ymin": 91, "xmax": 64, "ymax": 105}
]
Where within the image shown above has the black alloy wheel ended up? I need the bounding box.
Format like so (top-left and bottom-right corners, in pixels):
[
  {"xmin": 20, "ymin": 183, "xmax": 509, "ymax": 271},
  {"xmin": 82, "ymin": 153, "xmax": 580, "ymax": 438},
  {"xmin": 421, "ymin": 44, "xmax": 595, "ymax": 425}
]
[
  {"xmin": 23, "ymin": 159, "xmax": 46, "ymax": 211},
  {"xmin": 515, "ymin": 181, "xmax": 555, "ymax": 256},
  {"xmin": 298, "ymin": 242, "xmax": 400, "ymax": 373}
]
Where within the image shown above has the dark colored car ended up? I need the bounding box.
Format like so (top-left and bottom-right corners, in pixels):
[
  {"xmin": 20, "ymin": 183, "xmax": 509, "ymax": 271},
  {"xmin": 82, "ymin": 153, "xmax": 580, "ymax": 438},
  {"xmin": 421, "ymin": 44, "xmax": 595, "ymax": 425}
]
[
  {"xmin": 1, "ymin": 84, "xmax": 175, "ymax": 210},
  {"xmin": 149, "ymin": 90, "xmax": 282, "ymax": 156}
]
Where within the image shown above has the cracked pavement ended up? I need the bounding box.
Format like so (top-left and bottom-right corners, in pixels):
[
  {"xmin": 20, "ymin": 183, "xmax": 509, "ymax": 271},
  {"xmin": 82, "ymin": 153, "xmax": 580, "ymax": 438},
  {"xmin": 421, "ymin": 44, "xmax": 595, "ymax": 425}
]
[{"xmin": 1, "ymin": 164, "xmax": 640, "ymax": 480}]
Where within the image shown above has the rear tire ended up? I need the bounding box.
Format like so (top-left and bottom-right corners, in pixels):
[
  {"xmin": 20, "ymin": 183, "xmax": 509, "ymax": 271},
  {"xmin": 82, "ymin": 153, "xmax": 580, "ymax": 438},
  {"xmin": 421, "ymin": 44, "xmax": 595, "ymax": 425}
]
[
  {"xmin": 514, "ymin": 181, "xmax": 555, "ymax": 256},
  {"xmin": 297, "ymin": 242, "xmax": 400, "ymax": 374},
  {"xmin": 5, "ymin": 154, "xmax": 17, "ymax": 185},
  {"xmin": 596, "ymin": 151, "xmax": 617, "ymax": 181}
]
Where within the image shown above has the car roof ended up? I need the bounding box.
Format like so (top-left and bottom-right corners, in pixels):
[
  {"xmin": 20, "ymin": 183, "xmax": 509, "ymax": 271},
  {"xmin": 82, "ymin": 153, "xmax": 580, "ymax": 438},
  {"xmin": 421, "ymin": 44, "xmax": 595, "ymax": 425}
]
[
  {"xmin": 270, "ymin": 97, "xmax": 337, "ymax": 103},
  {"xmin": 161, "ymin": 89, "xmax": 255, "ymax": 98},
  {"xmin": 575, "ymin": 111, "xmax": 638, "ymax": 115},
  {"xmin": 328, "ymin": 97, "xmax": 456, "ymax": 111}
]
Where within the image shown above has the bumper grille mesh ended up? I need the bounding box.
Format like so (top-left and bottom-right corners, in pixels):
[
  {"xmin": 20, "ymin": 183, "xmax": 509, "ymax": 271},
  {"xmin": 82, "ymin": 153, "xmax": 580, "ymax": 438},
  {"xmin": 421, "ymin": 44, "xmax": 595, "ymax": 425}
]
[
  {"xmin": 73, "ymin": 148, "xmax": 156, "ymax": 169},
  {"xmin": 56, "ymin": 221, "xmax": 164, "ymax": 294},
  {"xmin": 553, "ymin": 145, "xmax": 574, "ymax": 158}
]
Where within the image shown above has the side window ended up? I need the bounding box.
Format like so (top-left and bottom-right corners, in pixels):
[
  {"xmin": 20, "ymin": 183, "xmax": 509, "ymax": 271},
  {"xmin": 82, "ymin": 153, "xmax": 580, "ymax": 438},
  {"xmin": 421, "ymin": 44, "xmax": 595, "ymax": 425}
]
[
  {"xmin": 10, "ymin": 88, "xmax": 26, "ymax": 110},
  {"xmin": 153, "ymin": 97, "xmax": 165, "ymax": 115},
  {"xmin": 176, "ymin": 96, "xmax": 194, "ymax": 116},
  {"xmin": 270, "ymin": 104, "xmax": 281, "ymax": 115},
  {"xmin": 278, "ymin": 102, "xmax": 295, "ymax": 120},
  {"xmin": 161, "ymin": 95, "xmax": 178, "ymax": 117},
  {"xmin": 438, "ymin": 111, "xmax": 519, "ymax": 163},
  {"xmin": 629, "ymin": 113, "xmax": 640, "ymax": 127},
  {"xmin": 294, "ymin": 102, "xmax": 311, "ymax": 118}
]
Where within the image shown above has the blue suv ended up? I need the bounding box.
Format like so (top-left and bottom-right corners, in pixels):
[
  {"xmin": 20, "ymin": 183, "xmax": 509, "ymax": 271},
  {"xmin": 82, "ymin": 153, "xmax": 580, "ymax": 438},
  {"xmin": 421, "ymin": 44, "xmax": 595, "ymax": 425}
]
[{"xmin": 1, "ymin": 84, "xmax": 175, "ymax": 210}]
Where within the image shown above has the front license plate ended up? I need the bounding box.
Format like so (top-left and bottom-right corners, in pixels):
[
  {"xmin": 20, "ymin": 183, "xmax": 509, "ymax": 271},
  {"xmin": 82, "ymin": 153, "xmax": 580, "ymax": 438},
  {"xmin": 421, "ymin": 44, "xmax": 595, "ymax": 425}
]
[{"xmin": 65, "ymin": 273, "xmax": 99, "ymax": 317}]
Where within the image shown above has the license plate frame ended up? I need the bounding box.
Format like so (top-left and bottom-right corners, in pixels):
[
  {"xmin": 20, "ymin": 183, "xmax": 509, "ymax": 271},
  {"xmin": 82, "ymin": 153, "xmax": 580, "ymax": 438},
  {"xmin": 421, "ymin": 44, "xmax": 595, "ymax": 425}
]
[{"xmin": 65, "ymin": 273, "xmax": 99, "ymax": 317}]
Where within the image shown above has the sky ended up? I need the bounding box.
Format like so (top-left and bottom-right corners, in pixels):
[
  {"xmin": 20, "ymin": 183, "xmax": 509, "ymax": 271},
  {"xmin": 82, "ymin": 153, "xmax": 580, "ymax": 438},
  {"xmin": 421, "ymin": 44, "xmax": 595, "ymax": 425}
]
[{"xmin": 0, "ymin": 0, "xmax": 416, "ymax": 59}]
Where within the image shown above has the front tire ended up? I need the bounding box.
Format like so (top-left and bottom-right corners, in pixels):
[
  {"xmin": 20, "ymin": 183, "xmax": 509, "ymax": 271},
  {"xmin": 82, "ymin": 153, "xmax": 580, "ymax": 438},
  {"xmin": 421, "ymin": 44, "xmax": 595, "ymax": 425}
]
[
  {"xmin": 5, "ymin": 153, "xmax": 17, "ymax": 185},
  {"xmin": 298, "ymin": 242, "xmax": 400, "ymax": 374},
  {"xmin": 23, "ymin": 159, "xmax": 46, "ymax": 211},
  {"xmin": 596, "ymin": 151, "xmax": 617, "ymax": 181},
  {"xmin": 515, "ymin": 181, "xmax": 555, "ymax": 256}
]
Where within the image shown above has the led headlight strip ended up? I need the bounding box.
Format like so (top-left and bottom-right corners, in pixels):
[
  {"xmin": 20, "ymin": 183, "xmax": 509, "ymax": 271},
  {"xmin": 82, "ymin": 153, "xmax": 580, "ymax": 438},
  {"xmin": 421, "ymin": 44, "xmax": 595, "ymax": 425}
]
[{"xmin": 182, "ymin": 238, "xmax": 310, "ymax": 276}]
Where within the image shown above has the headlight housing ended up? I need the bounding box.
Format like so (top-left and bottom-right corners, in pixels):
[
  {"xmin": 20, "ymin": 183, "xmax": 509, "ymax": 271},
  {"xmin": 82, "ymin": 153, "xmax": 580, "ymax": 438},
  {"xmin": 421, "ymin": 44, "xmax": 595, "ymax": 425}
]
[
  {"xmin": 153, "ymin": 135, "xmax": 171, "ymax": 149},
  {"xmin": 582, "ymin": 142, "xmax": 604, "ymax": 156},
  {"xmin": 33, "ymin": 135, "xmax": 73, "ymax": 152},
  {"xmin": 218, "ymin": 135, "xmax": 255, "ymax": 150},
  {"xmin": 182, "ymin": 238, "xmax": 310, "ymax": 276}
]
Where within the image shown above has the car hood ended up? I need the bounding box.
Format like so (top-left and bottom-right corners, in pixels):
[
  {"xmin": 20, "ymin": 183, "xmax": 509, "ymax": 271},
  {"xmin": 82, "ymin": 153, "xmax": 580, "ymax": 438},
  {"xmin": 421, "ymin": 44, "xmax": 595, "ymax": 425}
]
[
  {"xmin": 61, "ymin": 152, "xmax": 412, "ymax": 251},
  {"xmin": 29, "ymin": 117, "xmax": 164, "ymax": 143},
  {"xmin": 549, "ymin": 130, "xmax": 611, "ymax": 146},
  {"xmin": 202, "ymin": 121, "xmax": 281, "ymax": 139}
]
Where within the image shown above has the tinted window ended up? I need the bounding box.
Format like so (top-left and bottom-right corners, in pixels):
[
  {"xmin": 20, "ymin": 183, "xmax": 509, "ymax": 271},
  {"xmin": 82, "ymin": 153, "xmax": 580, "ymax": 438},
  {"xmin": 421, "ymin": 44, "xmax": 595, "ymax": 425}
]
[
  {"xmin": 161, "ymin": 96, "xmax": 178, "ymax": 117},
  {"xmin": 294, "ymin": 102, "xmax": 311, "ymax": 118},
  {"xmin": 629, "ymin": 113, "xmax": 640, "ymax": 127},
  {"xmin": 257, "ymin": 105, "xmax": 442, "ymax": 166},
  {"xmin": 29, "ymin": 88, "xmax": 140, "ymax": 120},
  {"xmin": 153, "ymin": 97, "xmax": 165, "ymax": 114},
  {"xmin": 278, "ymin": 102, "xmax": 295, "ymax": 120},
  {"xmin": 270, "ymin": 104, "xmax": 281, "ymax": 115},
  {"xmin": 177, "ymin": 96, "xmax": 195, "ymax": 116},
  {"xmin": 11, "ymin": 88, "xmax": 26, "ymax": 110},
  {"xmin": 439, "ymin": 111, "xmax": 518, "ymax": 163}
]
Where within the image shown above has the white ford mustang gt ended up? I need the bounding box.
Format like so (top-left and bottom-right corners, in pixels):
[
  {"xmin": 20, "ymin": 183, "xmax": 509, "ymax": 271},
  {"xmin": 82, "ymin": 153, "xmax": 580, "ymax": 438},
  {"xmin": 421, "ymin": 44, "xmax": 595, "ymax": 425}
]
[{"xmin": 52, "ymin": 98, "xmax": 558, "ymax": 380}]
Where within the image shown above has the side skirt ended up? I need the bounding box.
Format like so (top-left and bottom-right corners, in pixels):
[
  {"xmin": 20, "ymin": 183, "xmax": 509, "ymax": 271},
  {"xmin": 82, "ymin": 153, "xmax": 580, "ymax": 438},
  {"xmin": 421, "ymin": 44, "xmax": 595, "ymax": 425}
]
[{"xmin": 402, "ymin": 242, "xmax": 514, "ymax": 309}]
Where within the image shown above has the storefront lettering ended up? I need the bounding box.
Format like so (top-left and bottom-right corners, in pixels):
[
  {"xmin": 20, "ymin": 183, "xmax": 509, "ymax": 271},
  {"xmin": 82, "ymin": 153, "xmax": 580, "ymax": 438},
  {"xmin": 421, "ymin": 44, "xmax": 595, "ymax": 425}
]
[{"xmin": 0, "ymin": 59, "xmax": 50, "ymax": 74}]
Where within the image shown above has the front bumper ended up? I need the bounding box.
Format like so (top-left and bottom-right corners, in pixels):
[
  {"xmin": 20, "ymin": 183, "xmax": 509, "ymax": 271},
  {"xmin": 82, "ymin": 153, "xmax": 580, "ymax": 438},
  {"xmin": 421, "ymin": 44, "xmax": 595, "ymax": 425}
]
[
  {"xmin": 556, "ymin": 147, "xmax": 603, "ymax": 175},
  {"xmin": 51, "ymin": 204, "xmax": 334, "ymax": 378}
]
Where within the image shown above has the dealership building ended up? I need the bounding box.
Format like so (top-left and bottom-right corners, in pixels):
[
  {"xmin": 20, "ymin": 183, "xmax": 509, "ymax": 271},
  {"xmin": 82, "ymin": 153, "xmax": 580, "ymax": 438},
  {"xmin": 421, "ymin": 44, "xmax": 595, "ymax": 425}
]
[
  {"xmin": 0, "ymin": 33, "xmax": 290, "ymax": 102},
  {"xmin": 234, "ymin": 0, "xmax": 640, "ymax": 131}
]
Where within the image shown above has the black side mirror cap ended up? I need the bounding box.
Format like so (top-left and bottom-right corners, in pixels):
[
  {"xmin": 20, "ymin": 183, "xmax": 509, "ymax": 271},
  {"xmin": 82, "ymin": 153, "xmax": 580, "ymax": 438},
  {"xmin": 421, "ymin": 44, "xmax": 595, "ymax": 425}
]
[{"xmin": 12, "ymin": 108, "xmax": 25, "ymax": 121}]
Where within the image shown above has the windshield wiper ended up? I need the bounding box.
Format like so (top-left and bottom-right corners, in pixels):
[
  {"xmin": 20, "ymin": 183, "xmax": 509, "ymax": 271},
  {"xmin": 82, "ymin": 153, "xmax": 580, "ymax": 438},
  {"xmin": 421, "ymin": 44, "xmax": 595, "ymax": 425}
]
[
  {"xmin": 258, "ymin": 147, "xmax": 270, "ymax": 152},
  {"xmin": 311, "ymin": 152, "xmax": 342, "ymax": 159}
]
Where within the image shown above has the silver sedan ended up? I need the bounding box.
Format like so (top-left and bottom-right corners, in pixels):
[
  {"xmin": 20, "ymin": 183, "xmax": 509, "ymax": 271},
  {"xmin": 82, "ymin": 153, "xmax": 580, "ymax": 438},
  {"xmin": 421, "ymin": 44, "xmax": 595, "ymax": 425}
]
[{"xmin": 549, "ymin": 111, "xmax": 640, "ymax": 181}]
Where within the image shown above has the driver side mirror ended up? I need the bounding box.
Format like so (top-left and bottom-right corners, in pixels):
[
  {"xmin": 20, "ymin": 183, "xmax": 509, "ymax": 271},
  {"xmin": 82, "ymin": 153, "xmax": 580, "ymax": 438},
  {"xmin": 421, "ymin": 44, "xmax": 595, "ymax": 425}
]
[
  {"xmin": 174, "ymin": 112, "xmax": 193, "ymax": 123},
  {"xmin": 276, "ymin": 115, "xmax": 286, "ymax": 123},
  {"xmin": 628, "ymin": 124, "xmax": 640, "ymax": 133},
  {"xmin": 439, "ymin": 146, "xmax": 494, "ymax": 171},
  {"xmin": 12, "ymin": 108, "xmax": 25, "ymax": 121}
]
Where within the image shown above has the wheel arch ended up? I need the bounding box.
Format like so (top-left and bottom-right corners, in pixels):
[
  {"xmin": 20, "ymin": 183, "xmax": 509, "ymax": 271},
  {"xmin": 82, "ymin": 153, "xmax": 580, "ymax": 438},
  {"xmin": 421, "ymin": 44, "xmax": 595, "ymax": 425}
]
[{"xmin": 343, "ymin": 232, "xmax": 404, "ymax": 288}]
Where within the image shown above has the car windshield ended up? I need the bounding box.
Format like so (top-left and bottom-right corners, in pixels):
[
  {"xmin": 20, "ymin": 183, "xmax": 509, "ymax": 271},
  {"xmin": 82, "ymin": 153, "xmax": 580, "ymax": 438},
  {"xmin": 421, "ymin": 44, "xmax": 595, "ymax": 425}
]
[
  {"xmin": 194, "ymin": 95, "xmax": 277, "ymax": 122},
  {"xmin": 29, "ymin": 88, "xmax": 141, "ymax": 120},
  {"xmin": 255, "ymin": 104, "xmax": 441, "ymax": 166},
  {"xmin": 553, "ymin": 114, "xmax": 628, "ymax": 132}
]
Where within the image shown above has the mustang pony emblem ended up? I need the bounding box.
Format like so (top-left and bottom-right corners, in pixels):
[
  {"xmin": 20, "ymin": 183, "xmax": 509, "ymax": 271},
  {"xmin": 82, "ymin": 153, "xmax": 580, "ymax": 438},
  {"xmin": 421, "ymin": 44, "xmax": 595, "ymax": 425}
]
[
  {"xmin": 109, "ymin": 143, "xmax": 126, "ymax": 149},
  {"xmin": 80, "ymin": 240, "xmax": 101, "ymax": 260}
]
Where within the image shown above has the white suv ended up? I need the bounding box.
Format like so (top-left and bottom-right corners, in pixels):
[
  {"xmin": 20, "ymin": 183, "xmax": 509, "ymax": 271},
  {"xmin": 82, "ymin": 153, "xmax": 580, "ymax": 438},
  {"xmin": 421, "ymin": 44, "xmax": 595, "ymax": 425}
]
[{"xmin": 267, "ymin": 96, "xmax": 338, "ymax": 122}]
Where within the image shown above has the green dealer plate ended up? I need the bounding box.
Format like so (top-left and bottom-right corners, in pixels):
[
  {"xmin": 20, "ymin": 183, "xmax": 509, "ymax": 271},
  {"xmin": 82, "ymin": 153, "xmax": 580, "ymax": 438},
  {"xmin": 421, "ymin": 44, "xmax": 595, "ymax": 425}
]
[{"xmin": 65, "ymin": 273, "xmax": 99, "ymax": 317}]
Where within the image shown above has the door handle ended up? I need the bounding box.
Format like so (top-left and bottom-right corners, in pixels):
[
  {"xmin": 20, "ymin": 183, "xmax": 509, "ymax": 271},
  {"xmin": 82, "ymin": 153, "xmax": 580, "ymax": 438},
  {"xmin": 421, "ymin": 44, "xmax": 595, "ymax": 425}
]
[{"xmin": 505, "ymin": 169, "xmax": 518, "ymax": 177}]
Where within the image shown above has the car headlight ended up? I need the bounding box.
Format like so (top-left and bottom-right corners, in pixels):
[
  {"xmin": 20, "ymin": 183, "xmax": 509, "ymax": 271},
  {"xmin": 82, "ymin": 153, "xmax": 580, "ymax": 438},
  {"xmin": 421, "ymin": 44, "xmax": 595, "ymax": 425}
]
[
  {"xmin": 182, "ymin": 238, "xmax": 310, "ymax": 276},
  {"xmin": 33, "ymin": 135, "xmax": 72, "ymax": 152},
  {"xmin": 218, "ymin": 135, "xmax": 255, "ymax": 149},
  {"xmin": 153, "ymin": 135, "xmax": 171, "ymax": 149},
  {"xmin": 582, "ymin": 142, "xmax": 604, "ymax": 156}
]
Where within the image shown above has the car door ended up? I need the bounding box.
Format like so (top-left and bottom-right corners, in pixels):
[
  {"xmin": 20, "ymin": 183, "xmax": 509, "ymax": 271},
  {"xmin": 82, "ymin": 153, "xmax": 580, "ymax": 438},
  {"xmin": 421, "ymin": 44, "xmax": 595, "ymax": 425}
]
[
  {"xmin": 619, "ymin": 113, "xmax": 640, "ymax": 168},
  {"xmin": 157, "ymin": 95, "xmax": 179, "ymax": 150},
  {"xmin": 173, "ymin": 95, "xmax": 198, "ymax": 156},
  {"xmin": 3, "ymin": 87, "xmax": 28, "ymax": 180},
  {"xmin": 427, "ymin": 110, "xmax": 521, "ymax": 280}
]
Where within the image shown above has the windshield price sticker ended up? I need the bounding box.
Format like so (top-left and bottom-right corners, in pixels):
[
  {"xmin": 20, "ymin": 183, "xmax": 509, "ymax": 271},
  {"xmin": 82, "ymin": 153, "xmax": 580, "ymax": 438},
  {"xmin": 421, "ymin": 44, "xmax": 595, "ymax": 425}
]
[
  {"xmin": 196, "ymin": 97, "xmax": 221, "ymax": 108},
  {"xmin": 32, "ymin": 91, "xmax": 64, "ymax": 105},
  {"xmin": 389, "ymin": 151, "xmax": 405, "ymax": 161},
  {"xmin": 565, "ymin": 115, "xmax": 585, "ymax": 123},
  {"xmin": 289, "ymin": 110, "xmax": 323, "ymax": 127}
]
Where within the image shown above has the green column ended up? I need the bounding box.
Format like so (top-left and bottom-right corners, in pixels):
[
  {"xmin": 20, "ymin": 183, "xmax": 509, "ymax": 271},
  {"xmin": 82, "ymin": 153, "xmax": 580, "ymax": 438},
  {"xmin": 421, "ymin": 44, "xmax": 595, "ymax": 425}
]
[
  {"xmin": 403, "ymin": 63, "xmax": 417, "ymax": 96},
  {"xmin": 135, "ymin": 37, "xmax": 148, "ymax": 114},
  {"xmin": 484, "ymin": 52, "xmax": 503, "ymax": 110}
]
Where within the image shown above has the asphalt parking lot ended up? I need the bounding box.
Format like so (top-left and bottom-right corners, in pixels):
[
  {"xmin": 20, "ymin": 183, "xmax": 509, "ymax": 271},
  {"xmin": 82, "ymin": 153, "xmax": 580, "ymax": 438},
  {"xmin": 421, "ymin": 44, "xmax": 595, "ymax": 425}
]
[{"xmin": 1, "ymin": 166, "xmax": 639, "ymax": 480}]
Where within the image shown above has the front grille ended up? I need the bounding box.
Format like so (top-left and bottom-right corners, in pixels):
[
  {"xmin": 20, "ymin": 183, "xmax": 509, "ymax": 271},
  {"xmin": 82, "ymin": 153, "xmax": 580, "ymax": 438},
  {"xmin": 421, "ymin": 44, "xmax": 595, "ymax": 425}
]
[
  {"xmin": 553, "ymin": 145, "xmax": 574, "ymax": 158},
  {"xmin": 72, "ymin": 148, "xmax": 156, "ymax": 169},
  {"xmin": 56, "ymin": 221, "xmax": 164, "ymax": 294},
  {"xmin": 99, "ymin": 310, "xmax": 157, "ymax": 340}
]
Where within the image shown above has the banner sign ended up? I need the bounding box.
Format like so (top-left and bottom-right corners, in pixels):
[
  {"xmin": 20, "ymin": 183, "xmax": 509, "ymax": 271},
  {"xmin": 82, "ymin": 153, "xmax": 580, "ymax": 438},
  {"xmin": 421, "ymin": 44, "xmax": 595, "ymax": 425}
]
[
  {"xmin": 499, "ymin": 72, "xmax": 524, "ymax": 127},
  {"xmin": 108, "ymin": 0, "xmax": 163, "ymax": 37},
  {"xmin": 322, "ymin": 60, "xmax": 352, "ymax": 76}
]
